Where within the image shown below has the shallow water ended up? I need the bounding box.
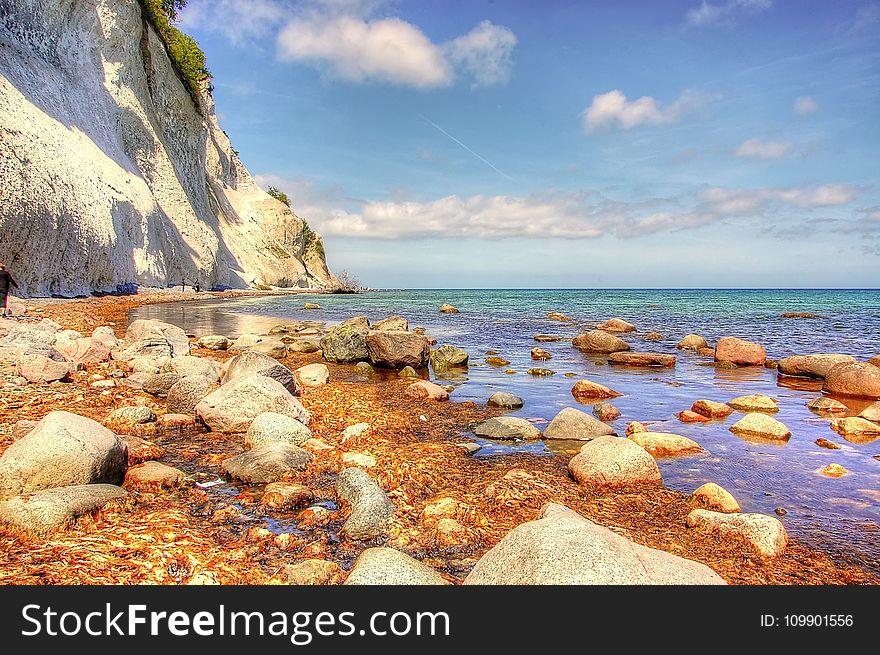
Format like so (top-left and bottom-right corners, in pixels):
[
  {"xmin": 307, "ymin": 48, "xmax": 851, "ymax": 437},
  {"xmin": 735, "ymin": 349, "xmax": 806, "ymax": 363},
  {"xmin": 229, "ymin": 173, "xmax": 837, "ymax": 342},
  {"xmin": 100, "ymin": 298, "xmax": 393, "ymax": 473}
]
[{"xmin": 133, "ymin": 289, "xmax": 880, "ymax": 566}]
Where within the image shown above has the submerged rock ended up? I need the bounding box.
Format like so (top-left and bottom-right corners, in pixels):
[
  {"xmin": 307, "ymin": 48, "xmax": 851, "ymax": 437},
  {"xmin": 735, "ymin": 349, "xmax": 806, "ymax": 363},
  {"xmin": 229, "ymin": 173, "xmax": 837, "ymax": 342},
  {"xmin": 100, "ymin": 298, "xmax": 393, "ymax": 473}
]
[
  {"xmin": 547, "ymin": 312, "xmax": 573, "ymax": 322},
  {"xmin": 464, "ymin": 503, "xmax": 724, "ymax": 584},
  {"xmin": 597, "ymin": 318, "xmax": 635, "ymax": 333},
  {"xmin": 336, "ymin": 468, "xmax": 395, "ymax": 540},
  {"xmin": 527, "ymin": 368, "xmax": 555, "ymax": 376},
  {"xmin": 429, "ymin": 344, "xmax": 469, "ymax": 371},
  {"xmin": 568, "ymin": 436, "xmax": 661, "ymax": 491},
  {"xmin": 686, "ymin": 509, "xmax": 788, "ymax": 559},
  {"xmin": 534, "ymin": 334, "xmax": 563, "ymax": 342},
  {"xmin": 678, "ymin": 410, "xmax": 711, "ymax": 423},
  {"xmin": 830, "ymin": 417, "xmax": 880, "ymax": 442},
  {"xmin": 531, "ymin": 347, "xmax": 553, "ymax": 360},
  {"xmin": 806, "ymin": 397, "xmax": 848, "ymax": 414},
  {"xmin": 592, "ymin": 402, "xmax": 621, "ymax": 422},
  {"xmin": 439, "ymin": 304, "xmax": 460, "ymax": 314},
  {"xmin": 344, "ymin": 547, "xmax": 449, "ymax": 585},
  {"xmin": 608, "ymin": 352, "xmax": 676, "ymax": 367},
  {"xmin": 572, "ymin": 330, "xmax": 630, "ymax": 353},
  {"xmin": 0, "ymin": 484, "xmax": 127, "ymax": 535},
  {"xmin": 485, "ymin": 356, "xmax": 511, "ymax": 366},
  {"xmin": 819, "ymin": 463, "xmax": 849, "ymax": 477},
  {"xmin": 474, "ymin": 417, "xmax": 541, "ymax": 440},
  {"xmin": 625, "ymin": 421, "xmax": 647, "ymax": 436},
  {"xmin": 727, "ymin": 394, "xmax": 778, "ymax": 413},
  {"xmin": 260, "ymin": 482, "xmax": 314, "ymax": 510}
]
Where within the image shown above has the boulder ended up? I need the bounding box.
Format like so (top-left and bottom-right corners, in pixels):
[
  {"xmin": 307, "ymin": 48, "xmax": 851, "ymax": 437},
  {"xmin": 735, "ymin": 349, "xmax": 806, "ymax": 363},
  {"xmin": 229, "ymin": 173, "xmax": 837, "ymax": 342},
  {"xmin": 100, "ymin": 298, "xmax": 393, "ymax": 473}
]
[
  {"xmin": 54, "ymin": 337, "xmax": 112, "ymax": 364},
  {"xmin": 439, "ymin": 304, "xmax": 459, "ymax": 314},
  {"xmin": 777, "ymin": 354, "xmax": 856, "ymax": 379},
  {"xmin": 0, "ymin": 322, "xmax": 58, "ymax": 357},
  {"xmin": 572, "ymin": 330, "xmax": 630, "ymax": 353},
  {"xmin": 430, "ymin": 344, "xmax": 469, "ymax": 371},
  {"xmin": 691, "ymin": 400, "xmax": 734, "ymax": 419},
  {"xmin": 544, "ymin": 407, "xmax": 616, "ymax": 440},
  {"xmin": 691, "ymin": 483, "xmax": 741, "ymax": 513},
  {"xmin": 473, "ymin": 417, "xmax": 541, "ymax": 440},
  {"xmin": 287, "ymin": 339, "xmax": 321, "ymax": 353},
  {"xmin": 295, "ymin": 363, "xmax": 330, "ymax": 387},
  {"xmin": 373, "ymin": 316, "xmax": 408, "ymax": 331},
  {"xmin": 397, "ymin": 366, "xmax": 418, "ymax": 378},
  {"xmin": 112, "ymin": 337, "xmax": 174, "ymax": 362},
  {"xmin": 686, "ymin": 509, "xmax": 788, "ymax": 559},
  {"xmin": 164, "ymin": 355, "xmax": 221, "ymax": 382},
  {"xmin": 608, "ymin": 352, "xmax": 676, "ymax": 367},
  {"xmin": 0, "ymin": 411, "xmax": 127, "ymax": 500},
  {"xmin": 568, "ymin": 436, "xmax": 661, "ymax": 490},
  {"xmin": 124, "ymin": 462, "xmax": 185, "ymax": 490},
  {"xmin": 91, "ymin": 326, "xmax": 120, "ymax": 349},
  {"xmin": 571, "ymin": 379, "xmax": 622, "ymax": 401},
  {"xmin": 714, "ymin": 337, "xmax": 766, "ymax": 366},
  {"xmin": 12, "ymin": 420, "xmax": 38, "ymax": 439},
  {"xmin": 245, "ymin": 411, "xmax": 313, "ymax": 448},
  {"xmin": 130, "ymin": 356, "xmax": 166, "ymax": 374},
  {"xmin": 221, "ymin": 443, "xmax": 313, "ymax": 484},
  {"xmin": 628, "ymin": 432, "xmax": 704, "ymax": 457},
  {"xmin": 830, "ymin": 417, "xmax": 880, "ymax": 442},
  {"xmin": 196, "ymin": 335, "xmax": 229, "ymax": 350},
  {"xmin": 859, "ymin": 402, "xmax": 880, "ymax": 422},
  {"xmin": 195, "ymin": 373, "xmax": 311, "ymax": 433},
  {"xmin": 320, "ymin": 323, "xmax": 370, "ymax": 363},
  {"xmin": 123, "ymin": 319, "xmax": 190, "ymax": 358},
  {"xmin": 231, "ymin": 336, "xmax": 288, "ymax": 359},
  {"xmin": 106, "ymin": 406, "xmax": 157, "ymax": 426},
  {"xmin": 277, "ymin": 560, "xmax": 343, "ymax": 585},
  {"xmin": 597, "ymin": 318, "xmax": 636, "ymax": 333},
  {"xmin": 336, "ymin": 467, "xmax": 395, "ymax": 540},
  {"xmin": 534, "ymin": 334, "xmax": 562, "ymax": 342},
  {"xmin": 464, "ymin": 503, "xmax": 724, "ymax": 584},
  {"xmin": 822, "ymin": 362, "xmax": 880, "ymax": 399},
  {"xmin": 259, "ymin": 482, "xmax": 314, "ymax": 510},
  {"xmin": 366, "ymin": 330, "xmax": 430, "ymax": 369},
  {"xmin": 344, "ymin": 547, "xmax": 449, "ymax": 585},
  {"xmin": 678, "ymin": 410, "xmax": 711, "ymax": 423},
  {"xmin": 222, "ymin": 350, "xmax": 299, "ymax": 395},
  {"xmin": 341, "ymin": 316, "xmax": 371, "ymax": 330},
  {"xmin": 676, "ymin": 334, "xmax": 708, "ymax": 351},
  {"xmin": 404, "ymin": 380, "xmax": 449, "ymax": 401},
  {"xmin": 16, "ymin": 353, "xmax": 70, "ymax": 383},
  {"xmin": 487, "ymin": 392, "xmax": 524, "ymax": 409},
  {"xmin": 166, "ymin": 376, "xmax": 214, "ymax": 415},
  {"xmin": 120, "ymin": 435, "xmax": 164, "ymax": 466},
  {"xmin": 592, "ymin": 402, "xmax": 621, "ymax": 421},
  {"xmin": 727, "ymin": 394, "xmax": 778, "ymax": 413},
  {"xmin": 141, "ymin": 372, "xmax": 182, "ymax": 398},
  {"xmin": 729, "ymin": 413, "xmax": 791, "ymax": 441},
  {"xmin": 0, "ymin": 484, "xmax": 127, "ymax": 535}
]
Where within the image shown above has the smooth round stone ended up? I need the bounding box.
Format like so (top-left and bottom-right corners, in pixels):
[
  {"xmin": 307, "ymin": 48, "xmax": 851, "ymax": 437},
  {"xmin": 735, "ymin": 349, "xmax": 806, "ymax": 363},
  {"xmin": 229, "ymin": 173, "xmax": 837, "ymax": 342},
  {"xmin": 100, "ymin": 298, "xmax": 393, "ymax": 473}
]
[
  {"xmin": 487, "ymin": 392, "xmax": 524, "ymax": 409},
  {"xmin": 473, "ymin": 417, "xmax": 541, "ymax": 440}
]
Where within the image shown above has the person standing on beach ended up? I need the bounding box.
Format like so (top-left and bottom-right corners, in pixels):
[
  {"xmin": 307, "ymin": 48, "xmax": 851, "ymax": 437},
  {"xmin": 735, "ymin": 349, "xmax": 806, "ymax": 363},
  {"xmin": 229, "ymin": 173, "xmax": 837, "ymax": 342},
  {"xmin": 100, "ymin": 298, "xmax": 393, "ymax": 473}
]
[{"xmin": 0, "ymin": 263, "xmax": 20, "ymax": 317}]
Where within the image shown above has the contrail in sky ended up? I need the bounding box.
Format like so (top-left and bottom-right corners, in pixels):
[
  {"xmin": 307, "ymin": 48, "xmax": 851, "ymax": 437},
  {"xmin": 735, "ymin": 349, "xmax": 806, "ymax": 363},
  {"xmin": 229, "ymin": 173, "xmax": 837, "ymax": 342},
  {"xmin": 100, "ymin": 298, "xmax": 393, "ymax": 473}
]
[{"xmin": 418, "ymin": 114, "xmax": 515, "ymax": 182}]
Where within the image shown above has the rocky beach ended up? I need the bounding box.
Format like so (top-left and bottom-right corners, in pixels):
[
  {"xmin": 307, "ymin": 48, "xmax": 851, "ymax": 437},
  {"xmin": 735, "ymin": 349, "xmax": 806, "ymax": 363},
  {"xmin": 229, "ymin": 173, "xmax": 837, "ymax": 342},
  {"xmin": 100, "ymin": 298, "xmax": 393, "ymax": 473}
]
[{"xmin": 0, "ymin": 290, "xmax": 877, "ymax": 585}]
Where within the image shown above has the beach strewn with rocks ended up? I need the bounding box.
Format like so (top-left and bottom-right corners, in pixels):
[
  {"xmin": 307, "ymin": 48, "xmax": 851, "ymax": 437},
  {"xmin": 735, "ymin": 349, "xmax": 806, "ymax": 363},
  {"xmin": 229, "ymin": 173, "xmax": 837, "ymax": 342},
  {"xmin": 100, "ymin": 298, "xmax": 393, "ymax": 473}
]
[{"xmin": 0, "ymin": 290, "xmax": 876, "ymax": 585}]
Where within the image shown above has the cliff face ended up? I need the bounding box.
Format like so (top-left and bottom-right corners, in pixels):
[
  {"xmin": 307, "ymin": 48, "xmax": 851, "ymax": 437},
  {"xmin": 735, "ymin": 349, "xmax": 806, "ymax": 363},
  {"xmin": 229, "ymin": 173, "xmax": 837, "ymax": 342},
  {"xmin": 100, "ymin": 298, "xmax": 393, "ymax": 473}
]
[{"xmin": 0, "ymin": 0, "xmax": 336, "ymax": 296}]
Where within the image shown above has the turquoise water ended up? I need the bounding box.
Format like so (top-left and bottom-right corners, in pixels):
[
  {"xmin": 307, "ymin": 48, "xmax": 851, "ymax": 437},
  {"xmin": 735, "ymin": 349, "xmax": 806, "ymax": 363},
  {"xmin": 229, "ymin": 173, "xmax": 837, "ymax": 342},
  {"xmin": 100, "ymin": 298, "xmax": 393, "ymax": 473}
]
[{"xmin": 134, "ymin": 289, "xmax": 880, "ymax": 567}]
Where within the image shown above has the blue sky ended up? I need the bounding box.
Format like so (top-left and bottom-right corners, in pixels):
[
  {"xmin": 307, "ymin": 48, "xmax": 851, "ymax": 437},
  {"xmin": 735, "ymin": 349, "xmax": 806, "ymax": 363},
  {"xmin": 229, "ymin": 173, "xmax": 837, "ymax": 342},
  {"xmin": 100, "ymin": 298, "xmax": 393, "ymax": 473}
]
[{"xmin": 180, "ymin": 0, "xmax": 880, "ymax": 288}]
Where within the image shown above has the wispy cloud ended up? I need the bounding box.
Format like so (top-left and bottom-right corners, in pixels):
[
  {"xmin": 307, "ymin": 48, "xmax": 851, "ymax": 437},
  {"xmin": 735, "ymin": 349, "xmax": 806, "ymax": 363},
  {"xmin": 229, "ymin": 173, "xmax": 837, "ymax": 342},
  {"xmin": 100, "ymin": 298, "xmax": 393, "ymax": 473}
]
[
  {"xmin": 444, "ymin": 21, "xmax": 517, "ymax": 88},
  {"xmin": 735, "ymin": 138, "xmax": 793, "ymax": 160},
  {"xmin": 583, "ymin": 89, "xmax": 715, "ymax": 133},
  {"xmin": 254, "ymin": 177, "xmax": 862, "ymax": 241},
  {"xmin": 793, "ymin": 96, "xmax": 820, "ymax": 116},
  {"xmin": 179, "ymin": 0, "xmax": 285, "ymax": 46},
  {"xmin": 684, "ymin": 0, "xmax": 773, "ymax": 29}
]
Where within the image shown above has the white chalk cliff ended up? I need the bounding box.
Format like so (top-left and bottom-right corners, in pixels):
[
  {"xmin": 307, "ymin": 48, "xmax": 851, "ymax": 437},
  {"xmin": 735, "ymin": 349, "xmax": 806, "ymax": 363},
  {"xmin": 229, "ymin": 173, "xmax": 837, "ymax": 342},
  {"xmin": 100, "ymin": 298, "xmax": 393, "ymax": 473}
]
[{"xmin": 0, "ymin": 0, "xmax": 337, "ymax": 296}]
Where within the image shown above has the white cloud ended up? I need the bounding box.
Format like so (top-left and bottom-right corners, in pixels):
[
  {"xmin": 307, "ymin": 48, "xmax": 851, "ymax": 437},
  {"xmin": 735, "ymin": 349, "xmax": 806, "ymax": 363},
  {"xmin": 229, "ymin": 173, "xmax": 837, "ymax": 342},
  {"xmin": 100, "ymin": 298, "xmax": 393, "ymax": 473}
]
[
  {"xmin": 273, "ymin": 3, "xmax": 515, "ymax": 88},
  {"xmin": 444, "ymin": 21, "xmax": 517, "ymax": 88},
  {"xmin": 277, "ymin": 14, "xmax": 453, "ymax": 88},
  {"xmin": 255, "ymin": 176, "xmax": 861, "ymax": 241},
  {"xmin": 735, "ymin": 138, "xmax": 794, "ymax": 160},
  {"xmin": 583, "ymin": 89, "xmax": 712, "ymax": 132},
  {"xmin": 178, "ymin": 0, "xmax": 285, "ymax": 45},
  {"xmin": 793, "ymin": 96, "xmax": 819, "ymax": 115},
  {"xmin": 684, "ymin": 0, "xmax": 773, "ymax": 28}
]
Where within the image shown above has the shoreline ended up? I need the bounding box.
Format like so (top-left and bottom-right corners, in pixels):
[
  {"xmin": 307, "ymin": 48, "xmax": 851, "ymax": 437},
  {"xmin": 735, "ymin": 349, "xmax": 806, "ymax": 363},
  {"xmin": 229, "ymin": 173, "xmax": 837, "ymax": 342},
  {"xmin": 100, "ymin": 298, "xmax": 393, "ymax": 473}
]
[{"xmin": 0, "ymin": 293, "xmax": 877, "ymax": 584}]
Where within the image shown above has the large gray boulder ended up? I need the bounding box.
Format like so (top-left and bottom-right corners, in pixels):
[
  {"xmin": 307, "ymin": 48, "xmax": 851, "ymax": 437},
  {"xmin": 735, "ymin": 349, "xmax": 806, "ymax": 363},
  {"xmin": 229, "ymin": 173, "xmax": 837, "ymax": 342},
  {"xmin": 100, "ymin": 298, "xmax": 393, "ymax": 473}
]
[
  {"xmin": 222, "ymin": 350, "xmax": 299, "ymax": 395},
  {"xmin": 164, "ymin": 355, "xmax": 221, "ymax": 382},
  {"xmin": 195, "ymin": 373, "xmax": 311, "ymax": 433},
  {"xmin": 568, "ymin": 436, "xmax": 661, "ymax": 491},
  {"xmin": 141, "ymin": 372, "xmax": 182, "ymax": 398},
  {"xmin": 54, "ymin": 337, "xmax": 112, "ymax": 364},
  {"xmin": 245, "ymin": 411, "xmax": 313, "ymax": 448},
  {"xmin": 320, "ymin": 322, "xmax": 370, "ymax": 363},
  {"xmin": 777, "ymin": 354, "xmax": 856, "ymax": 379},
  {"xmin": 429, "ymin": 344, "xmax": 470, "ymax": 371},
  {"xmin": 122, "ymin": 319, "xmax": 190, "ymax": 358},
  {"xmin": 464, "ymin": 503, "xmax": 725, "ymax": 584},
  {"xmin": 572, "ymin": 330, "xmax": 630, "ymax": 353},
  {"xmin": 336, "ymin": 467, "xmax": 395, "ymax": 540},
  {"xmin": 344, "ymin": 548, "xmax": 449, "ymax": 585},
  {"xmin": 221, "ymin": 443, "xmax": 313, "ymax": 484},
  {"xmin": 0, "ymin": 411, "xmax": 128, "ymax": 500},
  {"xmin": 0, "ymin": 321, "xmax": 59, "ymax": 357},
  {"xmin": 0, "ymin": 484, "xmax": 128, "ymax": 535},
  {"xmin": 366, "ymin": 330, "xmax": 431, "ymax": 369},
  {"xmin": 543, "ymin": 407, "xmax": 616, "ymax": 440},
  {"xmin": 166, "ymin": 376, "xmax": 214, "ymax": 415},
  {"xmin": 16, "ymin": 353, "xmax": 70, "ymax": 383}
]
